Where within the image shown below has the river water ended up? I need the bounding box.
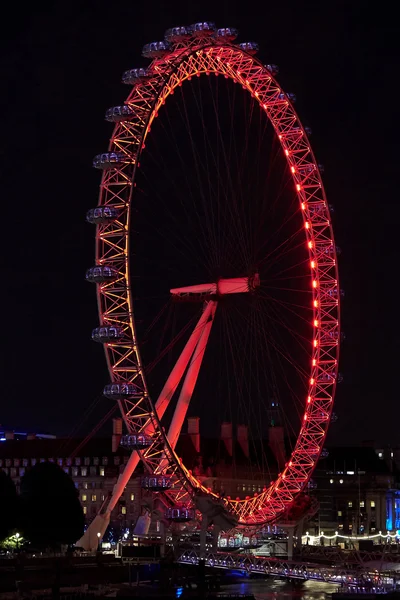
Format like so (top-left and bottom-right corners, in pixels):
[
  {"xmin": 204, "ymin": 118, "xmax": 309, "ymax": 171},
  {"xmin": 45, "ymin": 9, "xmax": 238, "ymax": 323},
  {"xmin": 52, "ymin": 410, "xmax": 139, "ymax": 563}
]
[{"xmin": 220, "ymin": 578, "xmax": 338, "ymax": 599}]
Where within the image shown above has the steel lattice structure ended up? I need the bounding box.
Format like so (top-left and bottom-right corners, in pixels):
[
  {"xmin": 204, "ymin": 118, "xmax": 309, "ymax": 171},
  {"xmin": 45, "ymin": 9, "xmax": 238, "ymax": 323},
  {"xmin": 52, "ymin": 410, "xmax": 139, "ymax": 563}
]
[{"xmin": 87, "ymin": 23, "xmax": 340, "ymax": 527}]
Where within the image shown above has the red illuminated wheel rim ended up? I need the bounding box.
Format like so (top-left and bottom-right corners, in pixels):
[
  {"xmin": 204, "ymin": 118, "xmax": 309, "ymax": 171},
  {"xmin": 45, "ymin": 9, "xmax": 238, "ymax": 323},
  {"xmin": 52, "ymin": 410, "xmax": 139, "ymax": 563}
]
[{"xmin": 90, "ymin": 26, "xmax": 340, "ymax": 526}]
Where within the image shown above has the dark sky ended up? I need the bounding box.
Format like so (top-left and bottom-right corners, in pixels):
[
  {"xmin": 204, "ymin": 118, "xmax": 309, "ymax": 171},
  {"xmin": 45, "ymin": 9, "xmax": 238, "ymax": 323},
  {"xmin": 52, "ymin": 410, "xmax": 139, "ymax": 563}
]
[{"xmin": 0, "ymin": 1, "xmax": 397, "ymax": 445}]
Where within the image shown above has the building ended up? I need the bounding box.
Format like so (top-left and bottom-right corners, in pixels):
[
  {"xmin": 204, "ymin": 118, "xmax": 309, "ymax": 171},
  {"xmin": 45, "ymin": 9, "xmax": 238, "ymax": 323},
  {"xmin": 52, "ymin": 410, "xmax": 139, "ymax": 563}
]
[
  {"xmin": 308, "ymin": 443, "xmax": 400, "ymax": 536},
  {"xmin": 0, "ymin": 427, "xmax": 142, "ymax": 540}
]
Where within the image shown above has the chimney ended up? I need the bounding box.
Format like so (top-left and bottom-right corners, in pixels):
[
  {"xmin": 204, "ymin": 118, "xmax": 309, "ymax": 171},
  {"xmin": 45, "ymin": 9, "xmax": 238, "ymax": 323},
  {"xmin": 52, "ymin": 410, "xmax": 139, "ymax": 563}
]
[
  {"xmin": 5, "ymin": 431, "xmax": 14, "ymax": 440},
  {"xmin": 188, "ymin": 417, "xmax": 200, "ymax": 453},
  {"xmin": 221, "ymin": 422, "xmax": 233, "ymax": 457},
  {"xmin": 237, "ymin": 424, "xmax": 249, "ymax": 458},
  {"xmin": 269, "ymin": 426, "xmax": 286, "ymax": 471},
  {"xmin": 27, "ymin": 433, "xmax": 36, "ymax": 441},
  {"xmin": 112, "ymin": 418, "xmax": 123, "ymax": 453}
]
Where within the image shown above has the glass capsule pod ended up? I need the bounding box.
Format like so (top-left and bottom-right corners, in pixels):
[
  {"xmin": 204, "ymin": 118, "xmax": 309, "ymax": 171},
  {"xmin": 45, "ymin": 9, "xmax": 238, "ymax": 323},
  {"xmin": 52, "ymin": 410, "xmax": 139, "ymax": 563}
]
[
  {"xmin": 142, "ymin": 41, "xmax": 170, "ymax": 59},
  {"xmin": 120, "ymin": 433, "xmax": 153, "ymax": 449},
  {"xmin": 164, "ymin": 26, "xmax": 191, "ymax": 43},
  {"xmin": 105, "ymin": 105, "xmax": 135, "ymax": 122},
  {"xmin": 190, "ymin": 22, "xmax": 216, "ymax": 37},
  {"xmin": 86, "ymin": 206, "xmax": 118, "ymax": 224},
  {"xmin": 122, "ymin": 67, "xmax": 152, "ymax": 85},
  {"xmin": 216, "ymin": 27, "xmax": 238, "ymax": 41},
  {"xmin": 103, "ymin": 382, "xmax": 141, "ymax": 400},
  {"xmin": 91, "ymin": 326, "xmax": 124, "ymax": 343},
  {"xmin": 239, "ymin": 42, "xmax": 259, "ymax": 55},
  {"xmin": 85, "ymin": 265, "xmax": 119, "ymax": 283},
  {"xmin": 93, "ymin": 152, "xmax": 128, "ymax": 169},
  {"xmin": 165, "ymin": 506, "xmax": 195, "ymax": 522},
  {"xmin": 141, "ymin": 475, "xmax": 172, "ymax": 491}
]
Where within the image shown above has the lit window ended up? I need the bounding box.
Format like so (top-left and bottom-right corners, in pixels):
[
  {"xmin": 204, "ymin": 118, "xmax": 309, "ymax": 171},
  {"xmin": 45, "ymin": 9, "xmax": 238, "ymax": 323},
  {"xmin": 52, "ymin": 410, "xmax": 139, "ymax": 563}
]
[
  {"xmin": 72, "ymin": 467, "xmax": 78, "ymax": 477},
  {"xmin": 22, "ymin": 459, "xmax": 29, "ymax": 467},
  {"xmin": 360, "ymin": 500, "xmax": 365, "ymax": 508},
  {"xmin": 100, "ymin": 467, "xmax": 105, "ymax": 477},
  {"xmin": 81, "ymin": 467, "xmax": 87, "ymax": 477},
  {"xmin": 130, "ymin": 493, "xmax": 135, "ymax": 502},
  {"xmin": 338, "ymin": 511, "xmax": 342, "ymax": 517},
  {"xmin": 19, "ymin": 468, "xmax": 25, "ymax": 477},
  {"xmin": 346, "ymin": 471, "xmax": 354, "ymax": 475},
  {"xmin": 93, "ymin": 457, "xmax": 99, "ymax": 465},
  {"xmin": 10, "ymin": 468, "xmax": 17, "ymax": 478},
  {"xmin": 330, "ymin": 479, "xmax": 334, "ymax": 484},
  {"xmin": 75, "ymin": 457, "xmax": 81, "ymax": 466},
  {"xmin": 378, "ymin": 452, "xmax": 383, "ymax": 458},
  {"xmin": 82, "ymin": 494, "xmax": 87, "ymax": 502},
  {"xmin": 338, "ymin": 524, "xmax": 343, "ymax": 530},
  {"xmin": 391, "ymin": 452, "xmax": 394, "ymax": 458},
  {"xmin": 57, "ymin": 458, "xmax": 63, "ymax": 466},
  {"xmin": 14, "ymin": 459, "xmax": 20, "ymax": 467},
  {"xmin": 83, "ymin": 506, "xmax": 87, "ymax": 515},
  {"xmin": 121, "ymin": 506, "xmax": 127, "ymax": 515},
  {"xmin": 349, "ymin": 524, "xmax": 353, "ymax": 530},
  {"xmin": 371, "ymin": 527, "xmax": 376, "ymax": 532},
  {"xmin": 91, "ymin": 495, "xmax": 97, "ymax": 502},
  {"xmin": 84, "ymin": 457, "xmax": 90, "ymax": 466},
  {"xmin": 102, "ymin": 457, "xmax": 108, "ymax": 466},
  {"xmin": 83, "ymin": 482, "xmax": 88, "ymax": 489},
  {"xmin": 66, "ymin": 458, "xmax": 72, "ymax": 466},
  {"xmin": 348, "ymin": 501, "xmax": 353, "ymax": 507},
  {"xmin": 371, "ymin": 500, "xmax": 375, "ymax": 508},
  {"xmin": 31, "ymin": 459, "xmax": 36, "ymax": 466}
]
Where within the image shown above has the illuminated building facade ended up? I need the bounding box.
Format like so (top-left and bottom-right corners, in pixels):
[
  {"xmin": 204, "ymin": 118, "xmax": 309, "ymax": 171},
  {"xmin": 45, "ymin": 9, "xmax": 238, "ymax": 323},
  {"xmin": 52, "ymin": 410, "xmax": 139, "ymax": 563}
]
[
  {"xmin": 0, "ymin": 431, "xmax": 141, "ymax": 539},
  {"xmin": 308, "ymin": 444, "xmax": 400, "ymax": 536}
]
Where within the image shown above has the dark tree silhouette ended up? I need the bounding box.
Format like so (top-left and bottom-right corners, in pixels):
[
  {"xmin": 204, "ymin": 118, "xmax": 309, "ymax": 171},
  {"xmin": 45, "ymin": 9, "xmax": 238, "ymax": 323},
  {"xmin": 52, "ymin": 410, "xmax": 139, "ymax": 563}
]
[
  {"xmin": 20, "ymin": 462, "xmax": 84, "ymax": 548},
  {"xmin": 0, "ymin": 471, "xmax": 18, "ymax": 542}
]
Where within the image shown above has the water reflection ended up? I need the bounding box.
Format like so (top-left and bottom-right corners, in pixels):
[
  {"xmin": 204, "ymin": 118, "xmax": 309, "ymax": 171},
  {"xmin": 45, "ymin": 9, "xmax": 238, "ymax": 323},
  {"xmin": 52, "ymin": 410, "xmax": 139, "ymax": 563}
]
[{"xmin": 221, "ymin": 578, "xmax": 337, "ymax": 599}]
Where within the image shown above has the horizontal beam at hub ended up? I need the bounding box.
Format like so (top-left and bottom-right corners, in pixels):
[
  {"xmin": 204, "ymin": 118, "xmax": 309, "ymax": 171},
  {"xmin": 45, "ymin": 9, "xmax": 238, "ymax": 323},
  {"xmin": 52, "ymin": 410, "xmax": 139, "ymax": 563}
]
[{"xmin": 170, "ymin": 275, "xmax": 260, "ymax": 298}]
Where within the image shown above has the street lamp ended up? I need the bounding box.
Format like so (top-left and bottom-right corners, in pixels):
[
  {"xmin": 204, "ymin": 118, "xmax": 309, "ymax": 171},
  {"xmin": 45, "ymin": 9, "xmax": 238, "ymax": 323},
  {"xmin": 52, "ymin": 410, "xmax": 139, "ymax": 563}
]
[
  {"xmin": 15, "ymin": 532, "xmax": 20, "ymax": 552},
  {"xmin": 97, "ymin": 532, "xmax": 101, "ymax": 552}
]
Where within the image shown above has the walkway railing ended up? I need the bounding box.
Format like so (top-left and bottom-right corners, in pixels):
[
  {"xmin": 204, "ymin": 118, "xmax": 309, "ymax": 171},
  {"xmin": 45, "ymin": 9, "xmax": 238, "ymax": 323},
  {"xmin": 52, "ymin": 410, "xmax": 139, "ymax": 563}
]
[{"xmin": 177, "ymin": 549, "xmax": 397, "ymax": 586}]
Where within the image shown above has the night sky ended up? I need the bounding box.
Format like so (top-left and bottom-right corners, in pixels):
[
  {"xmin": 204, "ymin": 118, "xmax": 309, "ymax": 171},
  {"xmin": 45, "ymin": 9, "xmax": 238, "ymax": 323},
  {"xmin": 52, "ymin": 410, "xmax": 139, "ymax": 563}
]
[{"xmin": 0, "ymin": 1, "xmax": 397, "ymax": 446}]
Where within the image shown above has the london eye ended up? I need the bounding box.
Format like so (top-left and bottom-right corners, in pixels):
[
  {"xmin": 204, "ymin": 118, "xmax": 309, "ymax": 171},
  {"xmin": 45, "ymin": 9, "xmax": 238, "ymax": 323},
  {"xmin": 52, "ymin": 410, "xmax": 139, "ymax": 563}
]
[{"xmin": 83, "ymin": 22, "xmax": 340, "ymax": 548}]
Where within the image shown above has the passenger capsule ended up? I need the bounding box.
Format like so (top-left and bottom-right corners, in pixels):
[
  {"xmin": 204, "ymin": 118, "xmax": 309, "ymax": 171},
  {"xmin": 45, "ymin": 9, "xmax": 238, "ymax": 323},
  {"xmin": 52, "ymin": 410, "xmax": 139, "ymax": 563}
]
[
  {"xmin": 165, "ymin": 506, "xmax": 195, "ymax": 522},
  {"xmin": 216, "ymin": 27, "xmax": 238, "ymax": 41},
  {"xmin": 85, "ymin": 265, "xmax": 119, "ymax": 283},
  {"xmin": 103, "ymin": 382, "xmax": 140, "ymax": 400},
  {"xmin": 278, "ymin": 92, "xmax": 296, "ymax": 102},
  {"xmin": 105, "ymin": 105, "xmax": 135, "ymax": 123},
  {"xmin": 239, "ymin": 42, "xmax": 259, "ymax": 55},
  {"xmin": 120, "ymin": 434, "xmax": 153, "ymax": 449},
  {"xmin": 91, "ymin": 326, "xmax": 124, "ymax": 343},
  {"xmin": 141, "ymin": 475, "xmax": 172, "ymax": 491},
  {"xmin": 142, "ymin": 41, "xmax": 170, "ymax": 59},
  {"xmin": 86, "ymin": 206, "xmax": 118, "ymax": 224},
  {"xmin": 190, "ymin": 22, "xmax": 216, "ymax": 37},
  {"xmin": 265, "ymin": 64, "xmax": 279, "ymax": 76},
  {"xmin": 122, "ymin": 67, "xmax": 151, "ymax": 85},
  {"xmin": 164, "ymin": 26, "xmax": 191, "ymax": 43},
  {"xmin": 93, "ymin": 152, "xmax": 129, "ymax": 169}
]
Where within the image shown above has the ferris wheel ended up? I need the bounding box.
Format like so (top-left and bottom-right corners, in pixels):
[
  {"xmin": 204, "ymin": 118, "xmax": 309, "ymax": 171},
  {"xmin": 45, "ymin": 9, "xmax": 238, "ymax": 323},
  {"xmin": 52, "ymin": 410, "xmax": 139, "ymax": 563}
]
[{"xmin": 83, "ymin": 22, "xmax": 340, "ymax": 547}]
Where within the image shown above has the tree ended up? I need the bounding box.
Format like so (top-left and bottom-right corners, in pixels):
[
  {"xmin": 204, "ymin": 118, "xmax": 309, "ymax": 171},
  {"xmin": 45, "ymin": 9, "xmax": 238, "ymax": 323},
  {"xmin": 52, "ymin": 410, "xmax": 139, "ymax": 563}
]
[
  {"xmin": 0, "ymin": 471, "xmax": 18, "ymax": 542},
  {"xmin": 20, "ymin": 462, "xmax": 84, "ymax": 549}
]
